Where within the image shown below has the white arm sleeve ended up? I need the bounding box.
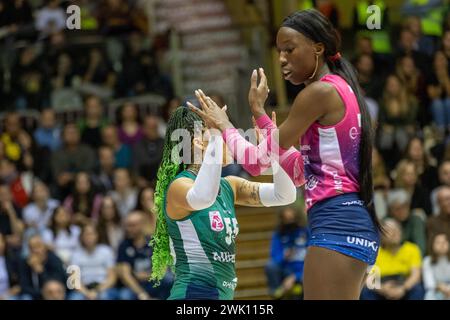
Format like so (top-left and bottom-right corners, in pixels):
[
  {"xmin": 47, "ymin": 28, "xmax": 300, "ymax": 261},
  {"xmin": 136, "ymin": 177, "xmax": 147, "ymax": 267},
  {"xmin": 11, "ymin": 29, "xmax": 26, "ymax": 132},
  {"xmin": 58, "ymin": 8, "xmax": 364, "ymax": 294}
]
[
  {"xmin": 186, "ymin": 134, "xmax": 223, "ymax": 210},
  {"xmin": 258, "ymin": 160, "xmax": 297, "ymax": 207}
]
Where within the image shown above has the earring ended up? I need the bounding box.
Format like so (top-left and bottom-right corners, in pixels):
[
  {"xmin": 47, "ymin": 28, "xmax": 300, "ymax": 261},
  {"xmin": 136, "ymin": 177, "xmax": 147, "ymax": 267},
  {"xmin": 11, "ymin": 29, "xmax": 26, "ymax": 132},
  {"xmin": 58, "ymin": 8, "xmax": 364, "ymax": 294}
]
[{"xmin": 308, "ymin": 53, "xmax": 320, "ymax": 80}]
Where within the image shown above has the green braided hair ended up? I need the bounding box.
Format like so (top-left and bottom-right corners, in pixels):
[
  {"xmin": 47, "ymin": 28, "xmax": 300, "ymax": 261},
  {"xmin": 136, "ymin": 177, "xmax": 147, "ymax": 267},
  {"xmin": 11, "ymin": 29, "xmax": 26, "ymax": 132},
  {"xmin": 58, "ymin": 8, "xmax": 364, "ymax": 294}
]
[{"xmin": 150, "ymin": 106, "xmax": 203, "ymax": 284}]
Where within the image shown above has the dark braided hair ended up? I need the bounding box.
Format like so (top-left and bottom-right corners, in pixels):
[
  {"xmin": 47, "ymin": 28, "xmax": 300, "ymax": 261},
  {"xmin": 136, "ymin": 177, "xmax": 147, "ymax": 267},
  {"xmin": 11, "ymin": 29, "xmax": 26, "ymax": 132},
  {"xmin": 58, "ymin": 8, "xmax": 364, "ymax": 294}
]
[
  {"xmin": 282, "ymin": 9, "xmax": 381, "ymax": 232},
  {"xmin": 150, "ymin": 106, "xmax": 203, "ymax": 283}
]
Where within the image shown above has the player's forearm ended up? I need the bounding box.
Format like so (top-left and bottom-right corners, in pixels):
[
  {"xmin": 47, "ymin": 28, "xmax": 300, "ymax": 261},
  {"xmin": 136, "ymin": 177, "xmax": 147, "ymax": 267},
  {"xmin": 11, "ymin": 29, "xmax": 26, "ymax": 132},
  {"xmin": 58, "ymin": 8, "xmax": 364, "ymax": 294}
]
[
  {"xmin": 259, "ymin": 161, "xmax": 297, "ymax": 207},
  {"xmin": 186, "ymin": 133, "xmax": 223, "ymax": 210}
]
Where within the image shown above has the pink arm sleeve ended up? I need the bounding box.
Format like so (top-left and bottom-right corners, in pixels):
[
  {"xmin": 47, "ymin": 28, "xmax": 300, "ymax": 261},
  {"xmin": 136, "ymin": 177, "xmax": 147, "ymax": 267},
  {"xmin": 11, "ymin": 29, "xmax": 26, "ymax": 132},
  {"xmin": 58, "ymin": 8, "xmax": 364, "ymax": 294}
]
[{"xmin": 223, "ymin": 114, "xmax": 305, "ymax": 187}]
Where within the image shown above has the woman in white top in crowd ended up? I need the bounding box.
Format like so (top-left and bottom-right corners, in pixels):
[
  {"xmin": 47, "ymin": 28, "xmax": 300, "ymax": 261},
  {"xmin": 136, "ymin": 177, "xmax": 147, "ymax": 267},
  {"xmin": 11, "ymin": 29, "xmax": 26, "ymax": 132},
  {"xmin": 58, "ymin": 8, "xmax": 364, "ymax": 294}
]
[
  {"xmin": 423, "ymin": 233, "xmax": 450, "ymax": 300},
  {"xmin": 42, "ymin": 206, "xmax": 81, "ymax": 266},
  {"xmin": 96, "ymin": 196, "xmax": 124, "ymax": 253},
  {"xmin": 69, "ymin": 224, "xmax": 118, "ymax": 300}
]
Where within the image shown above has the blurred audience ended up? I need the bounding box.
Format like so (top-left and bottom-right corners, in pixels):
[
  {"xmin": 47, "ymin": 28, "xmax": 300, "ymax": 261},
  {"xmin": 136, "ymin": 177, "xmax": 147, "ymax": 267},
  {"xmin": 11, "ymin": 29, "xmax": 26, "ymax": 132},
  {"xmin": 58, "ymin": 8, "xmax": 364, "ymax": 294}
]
[{"xmin": 265, "ymin": 207, "xmax": 308, "ymax": 299}]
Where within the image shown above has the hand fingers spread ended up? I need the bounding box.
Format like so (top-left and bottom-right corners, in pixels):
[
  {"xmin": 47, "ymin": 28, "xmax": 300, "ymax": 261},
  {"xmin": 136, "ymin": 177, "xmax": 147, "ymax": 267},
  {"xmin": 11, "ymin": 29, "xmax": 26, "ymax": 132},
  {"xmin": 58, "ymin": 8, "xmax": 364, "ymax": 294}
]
[
  {"xmin": 195, "ymin": 90, "xmax": 209, "ymax": 110},
  {"xmin": 188, "ymin": 102, "xmax": 206, "ymax": 118}
]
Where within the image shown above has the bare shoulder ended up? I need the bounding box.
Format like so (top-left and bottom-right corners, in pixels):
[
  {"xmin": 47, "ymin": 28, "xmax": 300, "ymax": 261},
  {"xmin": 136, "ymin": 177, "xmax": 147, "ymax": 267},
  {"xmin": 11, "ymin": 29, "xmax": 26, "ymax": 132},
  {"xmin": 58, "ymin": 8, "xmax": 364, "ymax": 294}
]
[
  {"xmin": 296, "ymin": 80, "xmax": 338, "ymax": 104},
  {"xmin": 294, "ymin": 79, "xmax": 344, "ymax": 117}
]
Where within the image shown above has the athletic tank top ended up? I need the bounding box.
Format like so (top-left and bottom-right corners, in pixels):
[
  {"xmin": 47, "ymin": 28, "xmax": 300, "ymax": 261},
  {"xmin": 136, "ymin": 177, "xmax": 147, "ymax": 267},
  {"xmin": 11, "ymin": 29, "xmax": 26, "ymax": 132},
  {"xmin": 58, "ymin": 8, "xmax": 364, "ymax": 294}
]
[
  {"xmin": 300, "ymin": 74, "xmax": 361, "ymax": 210},
  {"xmin": 164, "ymin": 171, "xmax": 239, "ymax": 300}
]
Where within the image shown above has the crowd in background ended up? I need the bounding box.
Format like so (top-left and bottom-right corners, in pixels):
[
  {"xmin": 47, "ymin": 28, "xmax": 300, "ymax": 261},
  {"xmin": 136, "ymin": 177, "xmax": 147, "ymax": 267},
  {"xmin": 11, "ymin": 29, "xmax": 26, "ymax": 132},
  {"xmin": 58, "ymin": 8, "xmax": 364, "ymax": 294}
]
[{"xmin": 0, "ymin": 0, "xmax": 450, "ymax": 300}]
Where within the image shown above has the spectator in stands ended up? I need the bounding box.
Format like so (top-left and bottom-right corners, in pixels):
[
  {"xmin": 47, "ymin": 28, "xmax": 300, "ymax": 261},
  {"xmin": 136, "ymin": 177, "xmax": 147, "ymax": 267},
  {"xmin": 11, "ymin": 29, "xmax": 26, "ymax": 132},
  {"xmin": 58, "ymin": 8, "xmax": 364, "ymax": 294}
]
[
  {"xmin": 163, "ymin": 97, "xmax": 182, "ymax": 123},
  {"xmin": 427, "ymin": 51, "xmax": 450, "ymax": 136},
  {"xmin": 1, "ymin": 112, "xmax": 30, "ymax": 163},
  {"xmin": 373, "ymin": 147, "xmax": 391, "ymax": 191},
  {"xmin": 394, "ymin": 159, "xmax": 432, "ymax": 216},
  {"xmin": 69, "ymin": 224, "xmax": 118, "ymax": 300},
  {"xmin": 11, "ymin": 47, "xmax": 48, "ymax": 110},
  {"xmin": 35, "ymin": 0, "xmax": 66, "ymax": 36},
  {"xmin": 117, "ymin": 211, "xmax": 172, "ymax": 300},
  {"xmin": 0, "ymin": 0, "xmax": 33, "ymax": 39},
  {"xmin": 361, "ymin": 219, "xmax": 424, "ymax": 300},
  {"xmin": 33, "ymin": 109, "xmax": 62, "ymax": 152},
  {"xmin": 97, "ymin": 196, "xmax": 123, "ymax": 252},
  {"xmin": 92, "ymin": 145, "xmax": 116, "ymax": 194},
  {"xmin": 431, "ymin": 161, "xmax": 450, "ymax": 215},
  {"xmin": 354, "ymin": 53, "xmax": 383, "ymax": 100},
  {"xmin": 0, "ymin": 233, "xmax": 21, "ymax": 300},
  {"xmin": 404, "ymin": 16, "xmax": 435, "ymax": 57},
  {"xmin": 132, "ymin": 115, "xmax": 163, "ymax": 187},
  {"xmin": 23, "ymin": 180, "xmax": 59, "ymax": 230},
  {"xmin": 423, "ymin": 233, "xmax": 450, "ymax": 300},
  {"xmin": 63, "ymin": 172, "xmax": 103, "ymax": 225},
  {"xmin": 51, "ymin": 53, "xmax": 75, "ymax": 90},
  {"xmin": 373, "ymin": 147, "xmax": 390, "ymax": 219},
  {"xmin": 116, "ymin": 102, "xmax": 143, "ymax": 146},
  {"xmin": 41, "ymin": 206, "xmax": 80, "ymax": 265},
  {"xmin": 77, "ymin": 47, "xmax": 116, "ymax": 93},
  {"xmin": 78, "ymin": 95, "xmax": 109, "ymax": 149},
  {"xmin": 19, "ymin": 234, "xmax": 66, "ymax": 300},
  {"xmin": 108, "ymin": 168, "xmax": 137, "ymax": 219},
  {"xmin": 117, "ymin": 32, "xmax": 156, "ymax": 97},
  {"xmin": 265, "ymin": 207, "xmax": 308, "ymax": 299},
  {"xmin": 395, "ymin": 28, "xmax": 430, "ymax": 75},
  {"xmin": 377, "ymin": 75, "xmax": 418, "ymax": 168},
  {"xmin": 428, "ymin": 186, "xmax": 450, "ymax": 241},
  {"xmin": 41, "ymin": 279, "xmax": 66, "ymax": 300},
  {"xmin": 51, "ymin": 124, "xmax": 96, "ymax": 199},
  {"xmin": 0, "ymin": 159, "xmax": 31, "ymax": 209},
  {"xmin": 134, "ymin": 187, "xmax": 156, "ymax": 236},
  {"xmin": 97, "ymin": 0, "xmax": 135, "ymax": 35},
  {"xmin": 387, "ymin": 189, "xmax": 427, "ymax": 255},
  {"xmin": 404, "ymin": 137, "xmax": 439, "ymax": 191},
  {"xmin": 0, "ymin": 183, "xmax": 23, "ymax": 244},
  {"xmin": 395, "ymin": 55, "xmax": 428, "ymax": 115},
  {"xmin": 101, "ymin": 125, "xmax": 131, "ymax": 169}
]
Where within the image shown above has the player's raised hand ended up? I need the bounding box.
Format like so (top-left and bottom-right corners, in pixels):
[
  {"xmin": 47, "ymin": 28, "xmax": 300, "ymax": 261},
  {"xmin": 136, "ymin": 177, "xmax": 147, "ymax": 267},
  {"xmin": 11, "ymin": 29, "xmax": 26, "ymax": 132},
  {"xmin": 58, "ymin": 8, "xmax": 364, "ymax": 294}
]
[
  {"xmin": 188, "ymin": 89, "xmax": 233, "ymax": 131},
  {"xmin": 248, "ymin": 68, "xmax": 269, "ymax": 118}
]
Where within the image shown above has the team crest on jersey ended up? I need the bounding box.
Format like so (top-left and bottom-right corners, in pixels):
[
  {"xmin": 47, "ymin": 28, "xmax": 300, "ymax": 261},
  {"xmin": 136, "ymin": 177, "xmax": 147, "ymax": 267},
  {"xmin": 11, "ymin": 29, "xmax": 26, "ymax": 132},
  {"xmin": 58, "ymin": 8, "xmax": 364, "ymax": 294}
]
[{"xmin": 209, "ymin": 211, "xmax": 224, "ymax": 232}]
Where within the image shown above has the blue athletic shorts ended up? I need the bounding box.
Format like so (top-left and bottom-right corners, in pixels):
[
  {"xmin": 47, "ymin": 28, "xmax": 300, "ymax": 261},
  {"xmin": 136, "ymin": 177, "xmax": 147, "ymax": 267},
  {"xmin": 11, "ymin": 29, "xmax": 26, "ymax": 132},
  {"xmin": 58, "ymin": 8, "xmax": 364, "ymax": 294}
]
[{"xmin": 307, "ymin": 193, "xmax": 380, "ymax": 265}]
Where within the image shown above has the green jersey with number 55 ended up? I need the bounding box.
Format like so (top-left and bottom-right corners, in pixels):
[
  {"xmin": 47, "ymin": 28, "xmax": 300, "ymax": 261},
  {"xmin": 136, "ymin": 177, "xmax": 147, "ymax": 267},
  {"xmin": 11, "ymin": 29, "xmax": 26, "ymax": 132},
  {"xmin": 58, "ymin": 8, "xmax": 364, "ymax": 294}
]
[{"xmin": 164, "ymin": 170, "xmax": 239, "ymax": 300}]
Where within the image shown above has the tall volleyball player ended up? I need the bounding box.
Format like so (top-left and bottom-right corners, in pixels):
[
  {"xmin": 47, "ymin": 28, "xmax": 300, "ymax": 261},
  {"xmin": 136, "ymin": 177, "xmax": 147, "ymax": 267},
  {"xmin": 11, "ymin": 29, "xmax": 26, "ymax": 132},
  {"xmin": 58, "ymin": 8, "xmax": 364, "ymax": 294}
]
[
  {"xmin": 191, "ymin": 9, "xmax": 382, "ymax": 300},
  {"xmin": 150, "ymin": 106, "xmax": 297, "ymax": 300}
]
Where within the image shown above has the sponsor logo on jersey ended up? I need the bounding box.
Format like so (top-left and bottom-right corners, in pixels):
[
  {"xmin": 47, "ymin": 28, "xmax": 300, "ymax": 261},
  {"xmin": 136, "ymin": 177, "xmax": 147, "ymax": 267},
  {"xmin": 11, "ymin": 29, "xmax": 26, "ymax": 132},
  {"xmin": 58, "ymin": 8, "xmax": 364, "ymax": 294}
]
[
  {"xmin": 305, "ymin": 175, "xmax": 318, "ymax": 190},
  {"xmin": 331, "ymin": 170, "xmax": 343, "ymax": 193},
  {"xmin": 209, "ymin": 211, "xmax": 224, "ymax": 232},
  {"xmin": 342, "ymin": 200, "xmax": 364, "ymax": 206},
  {"xmin": 300, "ymin": 145, "xmax": 311, "ymax": 151},
  {"xmin": 222, "ymin": 278, "xmax": 238, "ymax": 290},
  {"xmin": 349, "ymin": 127, "xmax": 358, "ymax": 140},
  {"xmin": 347, "ymin": 236, "xmax": 378, "ymax": 252},
  {"xmin": 213, "ymin": 251, "xmax": 236, "ymax": 263}
]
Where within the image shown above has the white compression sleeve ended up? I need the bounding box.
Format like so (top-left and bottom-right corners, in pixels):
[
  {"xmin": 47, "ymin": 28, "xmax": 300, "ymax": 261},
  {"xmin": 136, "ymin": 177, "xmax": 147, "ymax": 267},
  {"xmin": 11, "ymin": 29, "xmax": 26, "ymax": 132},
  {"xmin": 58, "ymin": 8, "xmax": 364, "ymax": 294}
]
[
  {"xmin": 258, "ymin": 160, "xmax": 297, "ymax": 207},
  {"xmin": 186, "ymin": 134, "xmax": 223, "ymax": 210}
]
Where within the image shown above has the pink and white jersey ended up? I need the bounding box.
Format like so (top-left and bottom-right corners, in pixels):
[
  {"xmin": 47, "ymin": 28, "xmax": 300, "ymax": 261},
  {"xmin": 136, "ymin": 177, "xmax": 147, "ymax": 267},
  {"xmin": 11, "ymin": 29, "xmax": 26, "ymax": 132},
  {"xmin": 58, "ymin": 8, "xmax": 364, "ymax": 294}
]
[{"xmin": 301, "ymin": 74, "xmax": 361, "ymax": 210}]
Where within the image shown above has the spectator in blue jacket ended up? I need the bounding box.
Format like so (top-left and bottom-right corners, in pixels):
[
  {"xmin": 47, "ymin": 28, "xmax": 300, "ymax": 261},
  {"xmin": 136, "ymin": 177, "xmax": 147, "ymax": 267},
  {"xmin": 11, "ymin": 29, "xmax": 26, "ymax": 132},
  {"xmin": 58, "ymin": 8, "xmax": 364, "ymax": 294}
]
[{"xmin": 265, "ymin": 206, "xmax": 309, "ymax": 299}]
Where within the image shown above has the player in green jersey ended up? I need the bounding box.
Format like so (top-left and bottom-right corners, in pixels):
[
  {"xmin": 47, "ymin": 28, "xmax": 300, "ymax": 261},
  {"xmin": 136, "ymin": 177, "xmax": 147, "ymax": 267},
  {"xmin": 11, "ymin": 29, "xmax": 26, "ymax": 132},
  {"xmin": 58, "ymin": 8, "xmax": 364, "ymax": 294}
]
[{"xmin": 150, "ymin": 99, "xmax": 297, "ymax": 300}]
